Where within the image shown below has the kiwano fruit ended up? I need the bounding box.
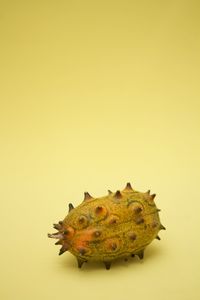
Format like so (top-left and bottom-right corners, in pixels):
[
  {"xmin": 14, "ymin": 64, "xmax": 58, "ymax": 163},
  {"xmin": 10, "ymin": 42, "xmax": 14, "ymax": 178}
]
[{"xmin": 48, "ymin": 182, "xmax": 165, "ymax": 269}]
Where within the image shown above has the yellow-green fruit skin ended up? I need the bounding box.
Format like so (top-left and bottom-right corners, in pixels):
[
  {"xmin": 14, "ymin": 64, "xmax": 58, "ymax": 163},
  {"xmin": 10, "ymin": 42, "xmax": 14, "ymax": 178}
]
[{"xmin": 48, "ymin": 183, "xmax": 165, "ymax": 269}]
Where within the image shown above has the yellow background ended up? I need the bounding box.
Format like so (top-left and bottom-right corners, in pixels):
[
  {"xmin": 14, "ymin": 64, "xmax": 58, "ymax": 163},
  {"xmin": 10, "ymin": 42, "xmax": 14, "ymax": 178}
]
[{"xmin": 0, "ymin": 1, "xmax": 200, "ymax": 299}]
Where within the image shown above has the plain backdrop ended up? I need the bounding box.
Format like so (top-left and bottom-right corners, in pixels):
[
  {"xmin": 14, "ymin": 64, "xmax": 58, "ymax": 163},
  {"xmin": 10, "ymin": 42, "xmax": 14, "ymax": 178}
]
[{"xmin": 0, "ymin": 1, "xmax": 200, "ymax": 300}]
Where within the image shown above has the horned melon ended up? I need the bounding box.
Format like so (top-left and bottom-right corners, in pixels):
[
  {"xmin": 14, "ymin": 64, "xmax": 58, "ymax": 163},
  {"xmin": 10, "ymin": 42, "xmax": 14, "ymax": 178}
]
[{"xmin": 48, "ymin": 182, "xmax": 165, "ymax": 269}]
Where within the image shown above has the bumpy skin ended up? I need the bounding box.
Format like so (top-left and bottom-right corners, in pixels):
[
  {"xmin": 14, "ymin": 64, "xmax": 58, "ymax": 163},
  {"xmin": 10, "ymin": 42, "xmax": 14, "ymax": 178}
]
[{"xmin": 48, "ymin": 183, "xmax": 166, "ymax": 269}]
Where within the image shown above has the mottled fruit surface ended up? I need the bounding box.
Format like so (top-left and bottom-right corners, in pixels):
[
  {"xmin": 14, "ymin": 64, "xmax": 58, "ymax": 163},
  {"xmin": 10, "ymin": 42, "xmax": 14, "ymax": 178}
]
[{"xmin": 48, "ymin": 183, "xmax": 166, "ymax": 269}]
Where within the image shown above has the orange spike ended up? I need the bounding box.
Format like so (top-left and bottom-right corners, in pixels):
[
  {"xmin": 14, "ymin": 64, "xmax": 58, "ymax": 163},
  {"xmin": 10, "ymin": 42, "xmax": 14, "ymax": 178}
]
[
  {"xmin": 114, "ymin": 190, "xmax": 122, "ymax": 199},
  {"xmin": 124, "ymin": 182, "xmax": 133, "ymax": 190},
  {"xmin": 160, "ymin": 224, "xmax": 166, "ymax": 230},
  {"xmin": 68, "ymin": 203, "xmax": 74, "ymax": 212},
  {"xmin": 48, "ymin": 232, "xmax": 63, "ymax": 239},
  {"xmin": 77, "ymin": 258, "xmax": 86, "ymax": 268},
  {"xmin": 150, "ymin": 193, "xmax": 156, "ymax": 200},
  {"xmin": 104, "ymin": 261, "xmax": 111, "ymax": 270},
  {"xmin": 53, "ymin": 223, "xmax": 62, "ymax": 230},
  {"xmin": 55, "ymin": 240, "xmax": 63, "ymax": 245},
  {"xmin": 84, "ymin": 192, "xmax": 93, "ymax": 201},
  {"xmin": 59, "ymin": 244, "xmax": 69, "ymax": 255},
  {"xmin": 137, "ymin": 250, "xmax": 144, "ymax": 260}
]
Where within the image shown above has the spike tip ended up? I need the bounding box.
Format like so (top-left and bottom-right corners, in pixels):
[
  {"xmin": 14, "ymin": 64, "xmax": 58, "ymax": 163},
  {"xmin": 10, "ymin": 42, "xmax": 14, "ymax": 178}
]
[{"xmin": 84, "ymin": 192, "xmax": 93, "ymax": 201}]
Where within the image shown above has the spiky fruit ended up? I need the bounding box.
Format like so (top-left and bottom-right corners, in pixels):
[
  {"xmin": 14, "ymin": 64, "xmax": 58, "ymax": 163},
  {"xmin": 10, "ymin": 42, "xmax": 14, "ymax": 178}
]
[{"xmin": 48, "ymin": 183, "xmax": 166, "ymax": 269}]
